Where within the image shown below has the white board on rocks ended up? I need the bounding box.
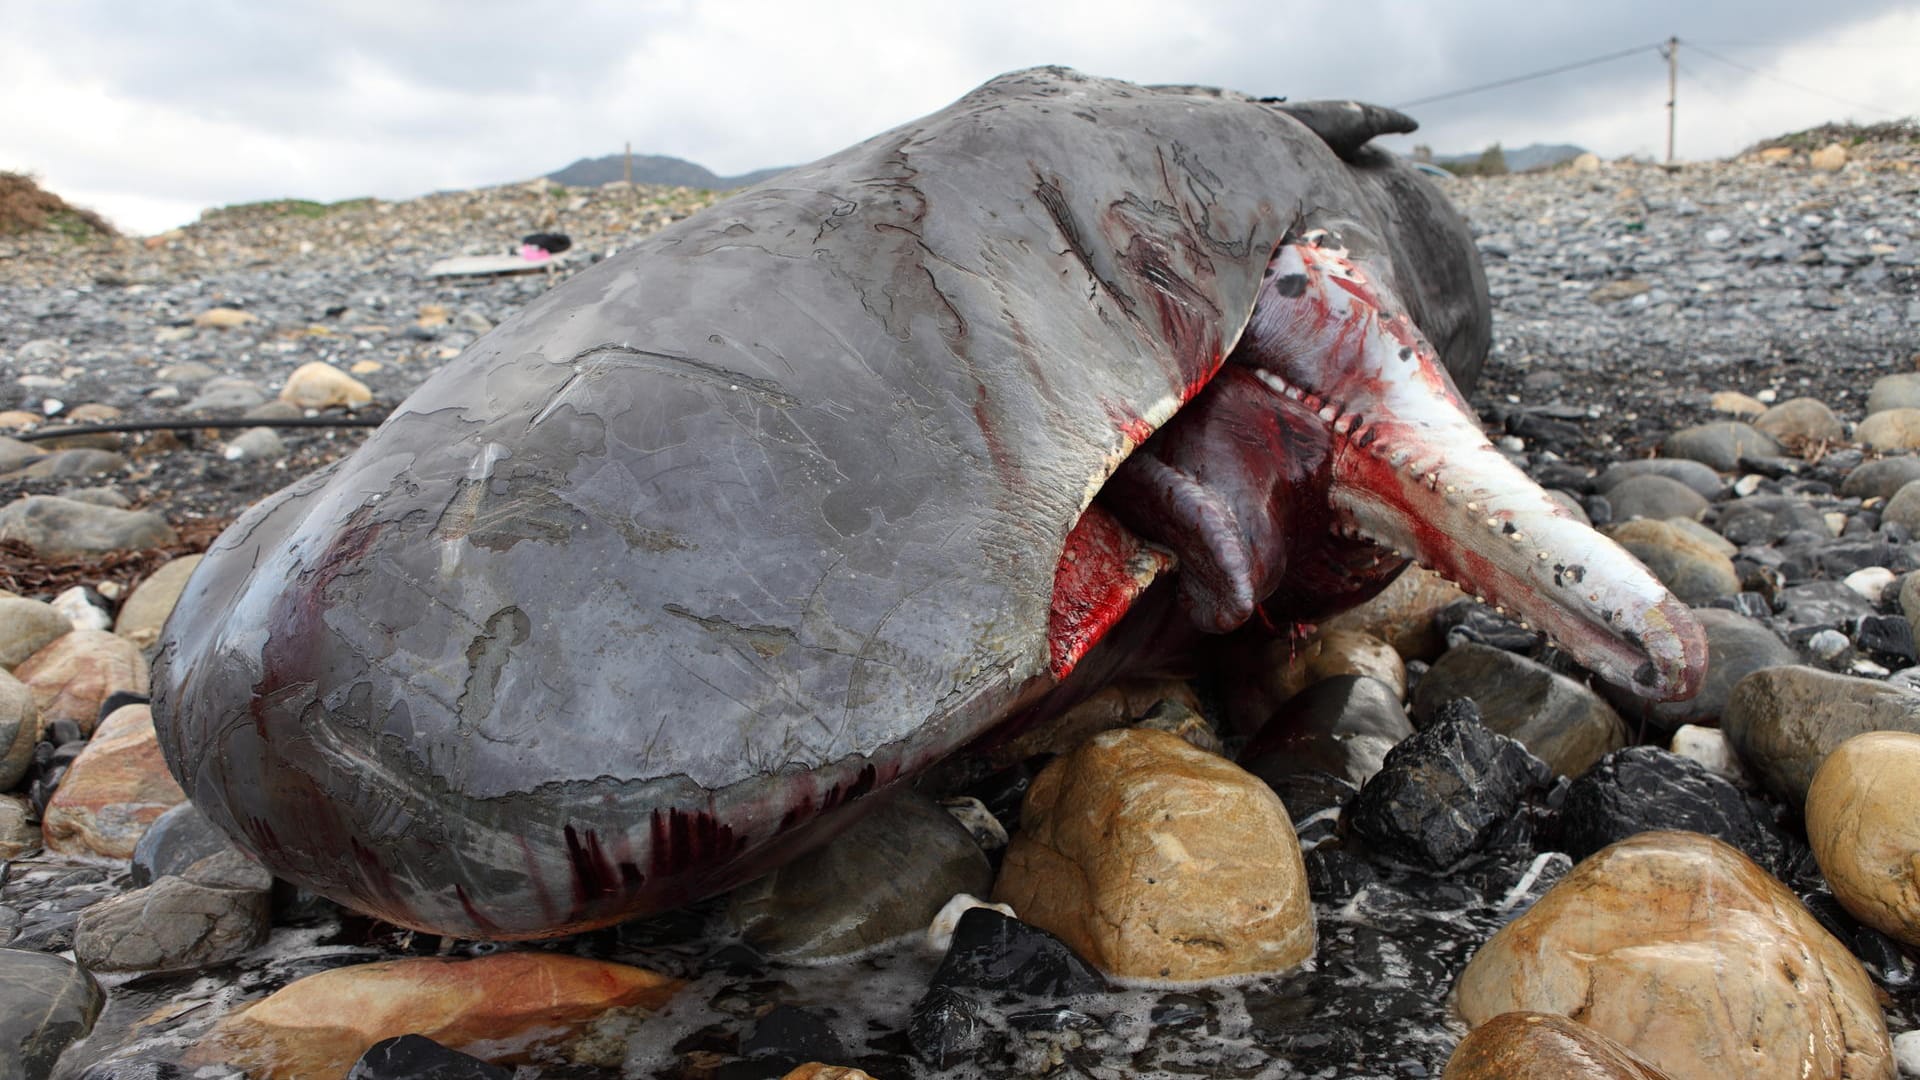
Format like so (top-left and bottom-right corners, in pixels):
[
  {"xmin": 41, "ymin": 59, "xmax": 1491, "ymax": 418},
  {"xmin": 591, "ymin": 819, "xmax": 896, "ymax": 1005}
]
[{"xmin": 425, "ymin": 253, "xmax": 567, "ymax": 278}]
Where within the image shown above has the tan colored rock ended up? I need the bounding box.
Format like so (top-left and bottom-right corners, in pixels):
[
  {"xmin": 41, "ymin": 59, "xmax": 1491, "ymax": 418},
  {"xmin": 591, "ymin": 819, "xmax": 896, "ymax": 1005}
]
[
  {"xmin": 1570, "ymin": 152, "xmax": 1602, "ymax": 173},
  {"xmin": 1810, "ymin": 143, "xmax": 1848, "ymax": 172},
  {"xmin": 989, "ymin": 677, "xmax": 1199, "ymax": 765},
  {"xmin": 42, "ymin": 704, "xmax": 186, "ymax": 858},
  {"xmin": 348, "ymin": 359, "xmax": 384, "ymax": 375},
  {"xmin": 414, "ymin": 303, "xmax": 451, "ymax": 328},
  {"xmin": 0, "ymin": 595, "xmax": 74, "ymax": 668},
  {"xmin": 780, "ymin": 1067, "xmax": 877, "ymax": 1080},
  {"xmin": 1757, "ymin": 146, "xmax": 1795, "ymax": 164},
  {"xmin": 0, "ymin": 668, "xmax": 38, "ymax": 790},
  {"xmin": 0, "ymin": 410, "xmax": 38, "ymax": 430},
  {"xmin": 1455, "ymin": 831, "xmax": 1892, "ymax": 1080},
  {"xmin": 1267, "ymin": 626, "xmax": 1405, "ymax": 703},
  {"xmin": 14, "ymin": 629, "xmax": 148, "ymax": 732},
  {"xmin": 279, "ymin": 361, "xmax": 372, "ymax": 409},
  {"xmin": 1709, "ymin": 390, "xmax": 1767, "ymax": 419},
  {"xmin": 196, "ymin": 952, "xmax": 682, "ymax": 1078},
  {"xmin": 193, "ymin": 307, "xmax": 259, "ymax": 329},
  {"xmin": 1318, "ymin": 565, "xmax": 1469, "ymax": 660},
  {"xmin": 993, "ymin": 728, "xmax": 1313, "ymax": 981},
  {"xmin": 1806, "ymin": 731, "xmax": 1920, "ymax": 947},
  {"xmin": 1444, "ymin": 1011, "xmax": 1676, "ymax": 1079},
  {"xmin": 1858, "ymin": 408, "xmax": 1920, "ymax": 452},
  {"xmin": 0, "ymin": 793, "xmax": 36, "ymax": 858},
  {"xmin": 1753, "ymin": 397, "xmax": 1845, "ymax": 445},
  {"xmin": 1605, "ymin": 519, "xmax": 1739, "ymax": 604},
  {"xmin": 1590, "ymin": 279, "xmax": 1651, "ymax": 304},
  {"xmin": 114, "ymin": 555, "xmax": 203, "ymax": 649}
]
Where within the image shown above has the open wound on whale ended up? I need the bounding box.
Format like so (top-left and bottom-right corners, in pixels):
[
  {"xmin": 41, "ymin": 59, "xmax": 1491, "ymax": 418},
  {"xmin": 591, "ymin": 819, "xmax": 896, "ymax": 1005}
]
[{"xmin": 1047, "ymin": 233, "xmax": 1707, "ymax": 701}]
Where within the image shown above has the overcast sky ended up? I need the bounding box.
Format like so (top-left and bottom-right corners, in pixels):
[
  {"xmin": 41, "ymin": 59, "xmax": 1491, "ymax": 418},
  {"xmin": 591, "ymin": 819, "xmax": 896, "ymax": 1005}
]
[{"xmin": 3, "ymin": 1, "xmax": 1914, "ymax": 235}]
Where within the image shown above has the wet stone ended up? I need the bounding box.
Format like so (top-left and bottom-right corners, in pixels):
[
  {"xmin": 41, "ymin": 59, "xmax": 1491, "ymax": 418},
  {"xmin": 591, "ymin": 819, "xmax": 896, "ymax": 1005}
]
[
  {"xmin": 1716, "ymin": 494, "xmax": 1831, "ymax": 546},
  {"xmin": 0, "ymin": 598, "xmax": 71, "ymax": 670},
  {"xmin": 346, "ymin": 1035, "xmax": 510, "ymax": 1080},
  {"xmin": 72, "ymin": 870, "xmax": 270, "ymax": 974},
  {"xmin": 0, "ymin": 948, "xmax": 105, "ymax": 1080},
  {"xmin": 1868, "ymin": 373, "xmax": 1920, "ymax": 416},
  {"xmin": 1605, "ymin": 474, "xmax": 1709, "ymax": 521},
  {"xmin": 1595, "ymin": 458, "xmax": 1724, "ymax": 500},
  {"xmin": 1662, "ymin": 421, "xmax": 1784, "ymax": 472},
  {"xmin": 1725, "ymin": 665, "xmax": 1920, "ymax": 808},
  {"xmin": 726, "ymin": 790, "xmax": 990, "ymax": 963},
  {"xmin": 1349, "ymin": 705, "xmax": 1552, "ymax": 870},
  {"xmin": 0, "ymin": 496, "xmax": 175, "ymax": 560},
  {"xmin": 736, "ymin": 1005, "xmax": 848, "ymax": 1076},
  {"xmin": 908, "ymin": 908, "xmax": 1105, "ymax": 1069},
  {"xmin": 1606, "ymin": 519, "xmax": 1740, "ymax": 604},
  {"xmin": 1444, "ymin": 1011, "xmax": 1677, "ymax": 1079},
  {"xmin": 1779, "ymin": 579, "xmax": 1878, "ymax": 629},
  {"xmin": 1413, "ymin": 643, "xmax": 1627, "ymax": 778},
  {"xmin": 1238, "ymin": 675, "xmax": 1412, "ymax": 788},
  {"xmin": 1434, "ymin": 599, "xmax": 1539, "ymax": 653},
  {"xmin": 1842, "ymin": 456, "xmax": 1920, "ymax": 500},
  {"xmin": 1553, "ymin": 746, "xmax": 1796, "ymax": 877}
]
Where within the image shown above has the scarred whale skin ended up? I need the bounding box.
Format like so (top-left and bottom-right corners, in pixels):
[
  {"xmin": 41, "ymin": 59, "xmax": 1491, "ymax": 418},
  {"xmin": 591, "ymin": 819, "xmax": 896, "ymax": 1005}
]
[{"xmin": 152, "ymin": 67, "xmax": 1490, "ymax": 938}]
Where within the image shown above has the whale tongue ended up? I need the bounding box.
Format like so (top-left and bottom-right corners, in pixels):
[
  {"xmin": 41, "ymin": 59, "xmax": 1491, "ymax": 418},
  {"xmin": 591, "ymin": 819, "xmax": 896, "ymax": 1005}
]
[{"xmin": 1254, "ymin": 238, "xmax": 1707, "ymax": 701}]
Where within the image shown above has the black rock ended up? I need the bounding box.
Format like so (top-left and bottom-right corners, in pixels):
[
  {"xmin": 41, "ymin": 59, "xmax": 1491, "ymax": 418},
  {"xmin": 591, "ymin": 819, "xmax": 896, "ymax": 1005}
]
[
  {"xmin": 1816, "ymin": 540, "xmax": 1913, "ymax": 578},
  {"xmin": 1434, "ymin": 600, "xmax": 1540, "ymax": 654},
  {"xmin": 1553, "ymin": 746, "xmax": 1796, "ymax": 877},
  {"xmin": 907, "ymin": 908, "xmax": 1105, "ymax": 1068},
  {"xmin": 1718, "ymin": 495, "xmax": 1829, "ymax": 546},
  {"xmin": 1854, "ymin": 614, "xmax": 1917, "ymax": 664},
  {"xmin": 43, "ymin": 719, "xmax": 83, "ymax": 746},
  {"xmin": 94, "ymin": 691, "xmax": 148, "ymax": 729},
  {"xmin": 130, "ymin": 803, "xmax": 240, "ymax": 888},
  {"xmin": 1779, "ymin": 580, "xmax": 1877, "ymax": 629},
  {"xmin": 907, "ymin": 986, "xmax": 992, "ymax": 1070},
  {"xmin": 927, "ymin": 908, "xmax": 1105, "ymax": 998},
  {"xmin": 346, "ymin": 1034, "xmax": 510, "ymax": 1080},
  {"xmin": 1798, "ymin": 890, "xmax": 1915, "ymax": 988},
  {"xmin": 0, "ymin": 948, "xmax": 105, "ymax": 1080},
  {"xmin": 739, "ymin": 1004, "xmax": 847, "ymax": 1067},
  {"xmin": 1348, "ymin": 711, "xmax": 1552, "ymax": 870}
]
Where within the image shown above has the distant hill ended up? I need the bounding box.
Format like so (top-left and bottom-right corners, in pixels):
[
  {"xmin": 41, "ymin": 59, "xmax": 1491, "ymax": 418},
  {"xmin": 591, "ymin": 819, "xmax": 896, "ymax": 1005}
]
[
  {"xmin": 547, "ymin": 153, "xmax": 789, "ymax": 190},
  {"xmin": 1433, "ymin": 143, "xmax": 1587, "ymax": 173}
]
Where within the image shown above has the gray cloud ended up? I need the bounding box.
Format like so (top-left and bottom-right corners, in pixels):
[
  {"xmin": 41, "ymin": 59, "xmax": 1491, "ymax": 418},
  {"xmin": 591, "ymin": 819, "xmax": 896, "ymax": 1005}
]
[{"xmin": 2, "ymin": 0, "xmax": 1912, "ymax": 233}]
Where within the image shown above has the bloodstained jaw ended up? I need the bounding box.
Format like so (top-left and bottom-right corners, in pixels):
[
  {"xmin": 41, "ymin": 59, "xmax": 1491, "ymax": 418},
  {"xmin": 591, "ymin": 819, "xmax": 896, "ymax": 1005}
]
[{"xmin": 1051, "ymin": 236, "xmax": 1706, "ymax": 702}]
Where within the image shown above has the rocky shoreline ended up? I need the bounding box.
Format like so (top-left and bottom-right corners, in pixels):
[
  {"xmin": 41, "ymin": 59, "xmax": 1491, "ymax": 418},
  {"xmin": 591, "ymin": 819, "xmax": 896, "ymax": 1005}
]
[{"xmin": 2, "ymin": 135, "xmax": 1920, "ymax": 1078}]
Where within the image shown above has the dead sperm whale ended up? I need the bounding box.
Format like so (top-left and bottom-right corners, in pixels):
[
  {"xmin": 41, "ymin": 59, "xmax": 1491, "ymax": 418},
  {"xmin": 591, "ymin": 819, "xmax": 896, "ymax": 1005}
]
[{"xmin": 152, "ymin": 67, "xmax": 1704, "ymax": 940}]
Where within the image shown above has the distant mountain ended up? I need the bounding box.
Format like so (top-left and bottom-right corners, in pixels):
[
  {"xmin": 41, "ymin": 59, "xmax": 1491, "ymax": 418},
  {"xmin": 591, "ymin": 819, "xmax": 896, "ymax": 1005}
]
[
  {"xmin": 546, "ymin": 153, "xmax": 789, "ymax": 190},
  {"xmin": 1433, "ymin": 143, "xmax": 1588, "ymax": 173}
]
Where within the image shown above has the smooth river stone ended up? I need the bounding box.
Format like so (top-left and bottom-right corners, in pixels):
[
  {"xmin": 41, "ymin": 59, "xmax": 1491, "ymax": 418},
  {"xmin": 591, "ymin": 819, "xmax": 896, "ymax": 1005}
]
[
  {"xmin": 993, "ymin": 728, "xmax": 1313, "ymax": 981},
  {"xmin": 195, "ymin": 952, "xmax": 682, "ymax": 1078},
  {"xmin": 1454, "ymin": 831, "xmax": 1892, "ymax": 1080},
  {"xmin": 1723, "ymin": 665, "xmax": 1920, "ymax": 809},
  {"xmin": 1443, "ymin": 1011, "xmax": 1676, "ymax": 1079},
  {"xmin": 1805, "ymin": 731, "xmax": 1920, "ymax": 947}
]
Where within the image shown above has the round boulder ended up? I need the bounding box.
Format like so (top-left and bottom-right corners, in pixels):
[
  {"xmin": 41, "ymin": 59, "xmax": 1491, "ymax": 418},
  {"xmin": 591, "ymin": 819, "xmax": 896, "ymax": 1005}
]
[
  {"xmin": 993, "ymin": 728, "xmax": 1314, "ymax": 981},
  {"xmin": 1805, "ymin": 731, "xmax": 1920, "ymax": 947},
  {"xmin": 1455, "ymin": 831, "xmax": 1892, "ymax": 1080}
]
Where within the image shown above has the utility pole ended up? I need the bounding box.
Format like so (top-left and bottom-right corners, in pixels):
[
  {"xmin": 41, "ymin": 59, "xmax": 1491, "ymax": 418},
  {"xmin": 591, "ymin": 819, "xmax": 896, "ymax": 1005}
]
[
  {"xmin": 624, "ymin": 142, "xmax": 633, "ymax": 186},
  {"xmin": 1665, "ymin": 36, "xmax": 1678, "ymax": 165}
]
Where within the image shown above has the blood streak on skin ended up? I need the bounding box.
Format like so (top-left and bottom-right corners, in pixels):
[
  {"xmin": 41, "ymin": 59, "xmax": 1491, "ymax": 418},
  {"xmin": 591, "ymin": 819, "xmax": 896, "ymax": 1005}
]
[{"xmin": 1047, "ymin": 504, "xmax": 1175, "ymax": 678}]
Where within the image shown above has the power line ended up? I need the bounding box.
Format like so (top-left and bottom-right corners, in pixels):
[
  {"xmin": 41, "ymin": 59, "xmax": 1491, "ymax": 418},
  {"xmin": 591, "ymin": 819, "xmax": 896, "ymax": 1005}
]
[
  {"xmin": 1683, "ymin": 40, "xmax": 1908, "ymax": 117},
  {"xmin": 1394, "ymin": 42, "xmax": 1666, "ymax": 109}
]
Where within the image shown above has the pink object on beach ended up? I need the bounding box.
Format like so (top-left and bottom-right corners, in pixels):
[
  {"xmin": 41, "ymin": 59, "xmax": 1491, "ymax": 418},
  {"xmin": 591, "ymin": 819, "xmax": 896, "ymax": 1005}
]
[{"xmin": 519, "ymin": 244, "xmax": 551, "ymax": 262}]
